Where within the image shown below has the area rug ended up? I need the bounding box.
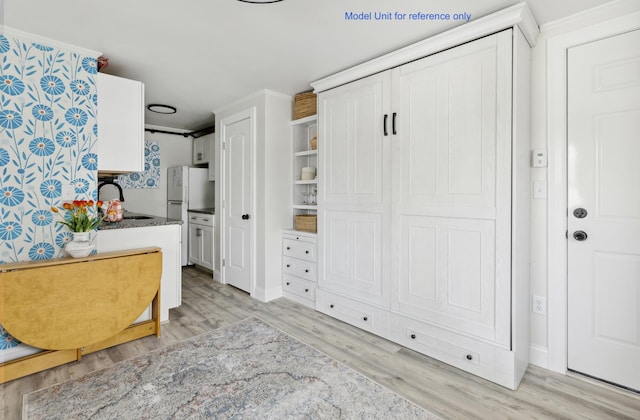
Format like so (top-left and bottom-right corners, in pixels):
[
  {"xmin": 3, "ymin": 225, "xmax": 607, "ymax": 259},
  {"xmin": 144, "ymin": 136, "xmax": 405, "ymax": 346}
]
[{"xmin": 23, "ymin": 317, "xmax": 438, "ymax": 419}]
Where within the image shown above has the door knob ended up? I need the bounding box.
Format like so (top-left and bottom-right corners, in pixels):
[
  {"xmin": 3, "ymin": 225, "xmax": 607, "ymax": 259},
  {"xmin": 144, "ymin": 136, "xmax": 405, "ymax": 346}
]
[
  {"xmin": 573, "ymin": 230, "xmax": 588, "ymax": 241},
  {"xmin": 573, "ymin": 208, "xmax": 588, "ymax": 218},
  {"xmin": 241, "ymin": 214, "xmax": 250, "ymax": 220}
]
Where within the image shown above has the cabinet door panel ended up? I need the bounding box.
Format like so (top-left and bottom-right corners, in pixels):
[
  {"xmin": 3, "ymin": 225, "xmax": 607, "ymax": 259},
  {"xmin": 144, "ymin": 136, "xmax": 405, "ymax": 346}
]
[
  {"xmin": 321, "ymin": 72, "xmax": 390, "ymax": 205},
  {"xmin": 320, "ymin": 210, "xmax": 386, "ymax": 306},
  {"xmin": 395, "ymin": 33, "xmax": 508, "ymax": 217},
  {"xmin": 395, "ymin": 216, "xmax": 500, "ymax": 344},
  {"xmin": 97, "ymin": 73, "xmax": 144, "ymax": 173},
  {"xmin": 392, "ymin": 31, "xmax": 512, "ymax": 346}
]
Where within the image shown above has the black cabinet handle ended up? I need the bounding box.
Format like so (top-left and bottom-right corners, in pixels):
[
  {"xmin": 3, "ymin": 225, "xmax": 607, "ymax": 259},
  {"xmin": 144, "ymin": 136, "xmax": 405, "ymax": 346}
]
[
  {"xmin": 363, "ymin": 316, "xmax": 368, "ymax": 321},
  {"xmin": 466, "ymin": 354, "xmax": 473, "ymax": 361},
  {"xmin": 286, "ymin": 264, "xmax": 290, "ymax": 268},
  {"xmin": 305, "ymin": 250, "xmax": 309, "ymax": 254},
  {"xmin": 286, "ymin": 282, "xmax": 290, "ymax": 285},
  {"xmin": 305, "ymin": 269, "xmax": 309, "ymax": 273},
  {"xmin": 305, "ymin": 288, "xmax": 309, "ymax": 293},
  {"xmin": 286, "ymin": 246, "xmax": 290, "ymax": 250},
  {"xmin": 383, "ymin": 114, "xmax": 388, "ymax": 136},
  {"xmin": 410, "ymin": 334, "xmax": 416, "ymax": 339},
  {"xmin": 392, "ymin": 112, "xmax": 397, "ymax": 135},
  {"xmin": 330, "ymin": 304, "xmax": 334, "ymax": 308},
  {"xmin": 241, "ymin": 214, "xmax": 250, "ymax": 220}
]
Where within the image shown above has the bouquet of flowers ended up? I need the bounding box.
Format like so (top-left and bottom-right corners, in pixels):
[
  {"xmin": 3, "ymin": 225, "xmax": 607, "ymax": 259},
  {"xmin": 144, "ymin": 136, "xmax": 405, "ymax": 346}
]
[{"xmin": 51, "ymin": 199, "xmax": 104, "ymax": 232}]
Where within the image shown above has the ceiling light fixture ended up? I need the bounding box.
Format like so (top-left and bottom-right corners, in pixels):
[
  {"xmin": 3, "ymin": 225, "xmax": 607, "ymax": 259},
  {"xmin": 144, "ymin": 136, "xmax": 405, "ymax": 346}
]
[
  {"xmin": 236, "ymin": 0, "xmax": 283, "ymax": 4},
  {"xmin": 147, "ymin": 104, "xmax": 177, "ymax": 114}
]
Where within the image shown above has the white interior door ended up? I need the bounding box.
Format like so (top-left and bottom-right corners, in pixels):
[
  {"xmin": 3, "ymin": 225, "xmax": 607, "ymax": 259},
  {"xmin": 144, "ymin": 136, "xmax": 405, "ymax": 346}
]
[
  {"xmin": 222, "ymin": 111, "xmax": 253, "ymax": 293},
  {"xmin": 568, "ymin": 29, "xmax": 640, "ymax": 391}
]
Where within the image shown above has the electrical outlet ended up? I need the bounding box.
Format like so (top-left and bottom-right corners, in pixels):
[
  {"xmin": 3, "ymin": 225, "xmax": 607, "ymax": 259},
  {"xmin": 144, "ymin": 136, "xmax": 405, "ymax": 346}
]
[{"xmin": 532, "ymin": 295, "xmax": 546, "ymax": 315}]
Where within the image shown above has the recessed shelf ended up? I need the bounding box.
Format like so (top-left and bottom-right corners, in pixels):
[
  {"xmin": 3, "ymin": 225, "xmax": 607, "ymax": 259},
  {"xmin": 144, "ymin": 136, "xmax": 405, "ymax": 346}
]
[
  {"xmin": 290, "ymin": 114, "xmax": 317, "ymax": 126},
  {"xmin": 293, "ymin": 204, "xmax": 317, "ymax": 210},
  {"xmin": 295, "ymin": 150, "xmax": 318, "ymax": 157}
]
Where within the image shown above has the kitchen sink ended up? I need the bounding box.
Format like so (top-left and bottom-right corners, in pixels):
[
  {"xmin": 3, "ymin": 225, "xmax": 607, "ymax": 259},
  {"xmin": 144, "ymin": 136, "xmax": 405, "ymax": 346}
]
[{"xmin": 122, "ymin": 215, "xmax": 153, "ymax": 220}]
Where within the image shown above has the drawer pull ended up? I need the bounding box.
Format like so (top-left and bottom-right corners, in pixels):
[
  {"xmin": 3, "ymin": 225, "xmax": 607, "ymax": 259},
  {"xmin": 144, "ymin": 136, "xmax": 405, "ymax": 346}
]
[
  {"xmin": 330, "ymin": 304, "xmax": 334, "ymax": 308},
  {"xmin": 305, "ymin": 250, "xmax": 309, "ymax": 254},
  {"xmin": 305, "ymin": 288, "xmax": 309, "ymax": 293},
  {"xmin": 296, "ymin": 236, "xmax": 300, "ymax": 240},
  {"xmin": 466, "ymin": 354, "xmax": 473, "ymax": 361},
  {"xmin": 363, "ymin": 316, "xmax": 368, "ymax": 321},
  {"xmin": 286, "ymin": 246, "xmax": 291, "ymax": 250},
  {"xmin": 286, "ymin": 264, "xmax": 290, "ymax": 268},
  {"xmin": 286, "ymin": 282, "xmax": 290, "ymax": 286},
  {"xmin": 305, "ymin": 269, "xmax": 309, "ymax": 273},
  {"xmin": 410, "ymin": 334, "xmax": 416, "ymax": 339}
]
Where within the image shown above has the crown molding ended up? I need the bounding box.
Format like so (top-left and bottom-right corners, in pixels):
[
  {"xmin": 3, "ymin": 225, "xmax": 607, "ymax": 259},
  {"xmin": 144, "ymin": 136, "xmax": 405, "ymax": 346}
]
[{"xmin": 311, "ymin": 2, "xmax": 539, "ymax": 93}]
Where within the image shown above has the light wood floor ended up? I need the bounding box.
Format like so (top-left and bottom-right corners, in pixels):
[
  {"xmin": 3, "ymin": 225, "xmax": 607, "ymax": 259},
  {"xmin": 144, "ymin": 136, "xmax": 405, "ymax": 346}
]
[{"xmin": 2, "ymin": 267, "xmax": 639, "ymax": 419}]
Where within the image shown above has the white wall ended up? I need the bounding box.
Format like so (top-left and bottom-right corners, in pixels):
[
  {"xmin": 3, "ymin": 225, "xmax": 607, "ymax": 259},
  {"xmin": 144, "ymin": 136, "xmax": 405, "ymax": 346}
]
[
  {"xmin": 122, "ymin": 129, "xmax": 192, "ymax": 217},
  {"xmin": 529, "ymin": 0, "xmax": 640, "ymax": 371}
]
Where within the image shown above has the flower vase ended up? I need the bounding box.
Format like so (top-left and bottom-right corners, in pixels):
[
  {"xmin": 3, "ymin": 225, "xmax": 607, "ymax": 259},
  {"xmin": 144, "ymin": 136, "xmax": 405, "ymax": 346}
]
[{"xmin": 65, "ymin": 231, "xmax": 94, "ymax": 258}]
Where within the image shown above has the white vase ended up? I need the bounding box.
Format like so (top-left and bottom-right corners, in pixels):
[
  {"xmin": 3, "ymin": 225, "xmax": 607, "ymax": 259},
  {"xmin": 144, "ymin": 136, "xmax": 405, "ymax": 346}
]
[{"xmin": 65, "ymin": 231, "xmax": 94, "ymax": 258}]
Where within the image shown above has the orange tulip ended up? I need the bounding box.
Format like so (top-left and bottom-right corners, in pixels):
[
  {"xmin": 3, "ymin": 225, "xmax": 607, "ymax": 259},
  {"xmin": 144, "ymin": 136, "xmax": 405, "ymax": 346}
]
[{"xmin": 51, "ymin": 206, "xmax": 59, "ymax": 213}]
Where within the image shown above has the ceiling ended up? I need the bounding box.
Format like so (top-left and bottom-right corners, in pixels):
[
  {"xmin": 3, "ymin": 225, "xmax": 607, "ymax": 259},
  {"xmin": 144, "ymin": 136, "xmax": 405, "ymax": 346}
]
[{"xmin": 2, "ymin": 0, "xmax": 613, "ymax": 131}]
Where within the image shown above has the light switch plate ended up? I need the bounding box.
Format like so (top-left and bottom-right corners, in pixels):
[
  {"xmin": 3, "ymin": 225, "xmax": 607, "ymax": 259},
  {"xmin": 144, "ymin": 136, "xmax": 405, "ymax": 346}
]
[{"xmin": 531, "ymin": 149, "xmax": 547, "ymax": 168}]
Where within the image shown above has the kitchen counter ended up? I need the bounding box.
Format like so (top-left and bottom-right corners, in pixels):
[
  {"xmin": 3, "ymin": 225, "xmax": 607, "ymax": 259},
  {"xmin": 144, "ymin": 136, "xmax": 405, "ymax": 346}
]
[
  {"xmin": 188, "ymin": 208, "xmax": 215, "ymax": 215},
  {"xmin": 98, "ymin": 212, "xmax": 182, "ymax": 230}
]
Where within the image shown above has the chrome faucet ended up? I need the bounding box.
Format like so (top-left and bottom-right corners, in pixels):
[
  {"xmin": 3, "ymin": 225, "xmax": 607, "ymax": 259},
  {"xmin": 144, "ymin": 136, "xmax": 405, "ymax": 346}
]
[{"xmin": 97, "ymin": 178, "xmax": 125, "ymax": 202}]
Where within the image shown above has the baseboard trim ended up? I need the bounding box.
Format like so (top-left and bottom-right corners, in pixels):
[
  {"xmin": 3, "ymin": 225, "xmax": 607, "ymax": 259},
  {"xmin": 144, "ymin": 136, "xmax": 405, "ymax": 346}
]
[{"xmin": 529, "ymin": 344, "xmax": 549, "ymax": 369}]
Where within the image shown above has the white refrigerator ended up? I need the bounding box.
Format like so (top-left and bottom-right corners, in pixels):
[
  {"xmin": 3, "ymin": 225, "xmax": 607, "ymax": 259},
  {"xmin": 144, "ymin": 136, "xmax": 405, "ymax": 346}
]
[{"xmin": 167, "ymin": 166, "xmax": 214, "ymax": 265}]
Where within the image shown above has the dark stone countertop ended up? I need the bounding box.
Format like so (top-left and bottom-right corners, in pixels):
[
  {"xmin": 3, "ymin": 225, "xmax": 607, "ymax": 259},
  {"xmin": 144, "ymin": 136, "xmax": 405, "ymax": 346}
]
[
  {"xmin": 98, "ymin": 212, "xmax": 183, "ymax": 230},
  {"xmin": 187, "ymin": 208, "xmax": 215, "ymax": 215}
]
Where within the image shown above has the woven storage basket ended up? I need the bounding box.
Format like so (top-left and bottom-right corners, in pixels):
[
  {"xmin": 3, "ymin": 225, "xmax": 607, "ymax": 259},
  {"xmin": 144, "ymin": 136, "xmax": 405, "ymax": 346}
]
[
  {"xmin": 295, "ymin": 215, "xmax": 317, "ymax": 233},
  {"xmin": 293, "ymin": 92, "xmax": 317, "ymax": 120}
]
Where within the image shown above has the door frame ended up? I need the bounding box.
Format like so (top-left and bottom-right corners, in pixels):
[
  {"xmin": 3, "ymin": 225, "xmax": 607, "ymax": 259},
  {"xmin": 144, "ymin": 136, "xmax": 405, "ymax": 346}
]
[
  {"xmin": 220, "ymin": 107, "xmax": 257, "ymax": 296},
  {"xmin": 546, "ymin": 7, "xmax": 640, "ymax": 374}
]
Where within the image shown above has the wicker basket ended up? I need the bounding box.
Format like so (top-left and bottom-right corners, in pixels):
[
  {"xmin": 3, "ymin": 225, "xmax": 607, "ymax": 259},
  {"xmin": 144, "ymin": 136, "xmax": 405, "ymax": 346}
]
[
  {"xmin": 295, "ymin": 215, "xmax": 317, "ymax": 233},
  {"xmin": 293, "ymin": 91, "xmax": 317, "ymax": 120}
]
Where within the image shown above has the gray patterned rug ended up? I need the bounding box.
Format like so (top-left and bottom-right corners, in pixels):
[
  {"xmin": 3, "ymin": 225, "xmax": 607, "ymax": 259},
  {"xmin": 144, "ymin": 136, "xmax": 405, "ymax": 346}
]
[{"xmin": 23, "ymin": 317, "xmax": 438, "ymax": 419}]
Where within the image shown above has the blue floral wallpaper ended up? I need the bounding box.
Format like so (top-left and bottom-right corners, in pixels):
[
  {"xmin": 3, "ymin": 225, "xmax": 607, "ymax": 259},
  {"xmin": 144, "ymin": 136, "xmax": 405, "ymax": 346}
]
[
  {"xmin": 117, "ymin": 140, "xmax": 160, "ymax": 189},
  {"xmin": 0, "ymin": 31, "xmax": 98, "ymax": 265}
]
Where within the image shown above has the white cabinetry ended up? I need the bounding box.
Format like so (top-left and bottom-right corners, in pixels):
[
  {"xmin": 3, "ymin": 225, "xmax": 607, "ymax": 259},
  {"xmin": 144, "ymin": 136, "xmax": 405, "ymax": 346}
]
[
  {"xmin": 313, "ymin": 7, "xmax": 536, "ymax": 390},
  {"xmin": 96, "ymin": 73, "xmax": 144, "ymax": 174},
  {"xmin": 96, "ymin": 224, "xmax": 181, "ymax": 323},
  {"xmin": 282, "ymin": 231, "xmax": 317, "ymax": 308},
  {"xmin": 188, "ymin": 212, "xmax": 214, "ymax": 270},
  {"xmin": 193, "ymin": 134, "xmax": 212, "ymax": 165}
]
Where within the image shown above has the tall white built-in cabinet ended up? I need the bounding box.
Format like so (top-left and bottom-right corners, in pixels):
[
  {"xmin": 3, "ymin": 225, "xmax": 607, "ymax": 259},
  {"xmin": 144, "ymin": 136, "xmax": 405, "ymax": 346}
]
[{"xmin": 310, "ymin": 4, "xmax": 538, "ymax": 389}]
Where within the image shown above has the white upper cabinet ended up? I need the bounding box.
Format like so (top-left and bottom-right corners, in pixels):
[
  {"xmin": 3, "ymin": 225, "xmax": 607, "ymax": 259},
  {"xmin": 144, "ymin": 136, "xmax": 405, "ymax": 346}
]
[
  {"xmin": 96, "ymin": 73, "xmax": 144, "ymax": 174},
  {"xmin": 193, "ymin": 133, "xmax": 212, "ymax": 165}
]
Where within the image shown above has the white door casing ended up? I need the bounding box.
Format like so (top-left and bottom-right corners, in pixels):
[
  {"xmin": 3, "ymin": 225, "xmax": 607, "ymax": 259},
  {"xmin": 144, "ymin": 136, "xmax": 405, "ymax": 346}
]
[
  {"xmin": 567, "ymin": 29, "xmax": 640, "ymax": 391},
  {"xmin": 222, "ymin": 109, "xmax": 254, "ymax": 294}
]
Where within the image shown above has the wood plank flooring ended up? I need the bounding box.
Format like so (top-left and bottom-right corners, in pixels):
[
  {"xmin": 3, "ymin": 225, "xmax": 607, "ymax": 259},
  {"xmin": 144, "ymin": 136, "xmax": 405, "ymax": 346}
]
[{"xmin": 2, "ymin": 266, "xmax": 639, "ymax": 419}]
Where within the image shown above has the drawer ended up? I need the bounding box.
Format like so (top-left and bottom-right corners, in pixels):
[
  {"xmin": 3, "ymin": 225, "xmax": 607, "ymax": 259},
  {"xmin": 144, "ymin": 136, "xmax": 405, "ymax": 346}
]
[
  {"xmin": 283, "ymin": 232, "xmax": 316, "ymax": 245},
  {"xmin": 283, "ymin": 239, "xmax": 316, "ymax": 262},
  {"xmin": 188, "ymin": 213, "xmax": 214, "ymax": 226},
  {"xmin": 282, "ymin": 274, "xmax": 316, "ymax": 300},
  {"xmin": 316, "ymin": 289, "xmax": 387, "ymax": 336},
  {"xmin": 282, "ymin": 256, "xmax": 316, "ymax": 282},
  {"xmin": 388, "ymin": 312, "xmax": 514, "ymax": 387}
]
